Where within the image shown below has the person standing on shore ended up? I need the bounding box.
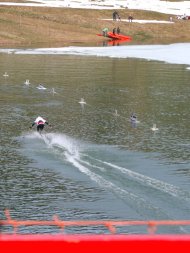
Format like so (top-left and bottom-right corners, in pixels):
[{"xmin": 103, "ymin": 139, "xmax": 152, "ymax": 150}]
[
  {"xmin": 128, "ymin": 15, "xmax": 133, "ymax": 22},
  {"xmin": 113, "ymin": 11, "xmax": 117, "ymax": 21},
  {"xmin": 102, "ymin": 27, "xmax": 108, "ymax": 37},
  {"xmin": 113, "ymin": 11, "xmax": 121, "ymax": 21}
]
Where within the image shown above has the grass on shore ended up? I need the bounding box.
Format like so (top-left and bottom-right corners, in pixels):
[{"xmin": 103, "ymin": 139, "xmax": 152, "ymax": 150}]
[{"xmin": 0, "ymin": 5, "xmax": 189, "ymax": 47}]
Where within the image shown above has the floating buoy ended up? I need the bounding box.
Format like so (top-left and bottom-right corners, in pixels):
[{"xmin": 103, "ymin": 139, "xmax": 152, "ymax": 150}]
[
  {"xmin": 78, "ymin": 98, "xmax": 86, "ymax": 104},
  {"xmin": 24, "ymin": 79, "xmax": 30, "ymax": 85},
  {"xmin": 51, "ymin": 88, "xmax": 57, "ymax": 94},
  {"xmin": 37, "ymin": 84, "xmax": 47, "ymax": 90},
  {"xmin": 151, "ymin": 124, "xmax": 159, "ymax": 131},
  {"xmin": 114, "ymin": 109, "xmax": 119, "ymax": 117},
  {"xmin": 3, "ymin": 72, "xmax": 9, "ymax": 77}
]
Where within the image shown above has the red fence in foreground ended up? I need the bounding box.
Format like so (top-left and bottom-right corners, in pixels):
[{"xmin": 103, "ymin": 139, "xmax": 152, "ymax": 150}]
[
  {"xmin": 1, "ymin": 234, "xmax": 190, "ymax": 253},
  {"xmin": 1, "ymin": 210, "xmax": 190, "ymax": 253}
]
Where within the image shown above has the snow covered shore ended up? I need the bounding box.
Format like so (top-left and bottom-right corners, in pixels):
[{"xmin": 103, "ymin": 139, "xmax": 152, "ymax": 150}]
[
  {"xmin": 0, "ymin": 43, "xmax": 190, "ymax": 68},
  {"xmin": 0, "ymin": 0, "xmax": 189, "ymax": 68},
  {"xmin": 0, "ymin": 0, "xmax": 190, "ymax": 16}
]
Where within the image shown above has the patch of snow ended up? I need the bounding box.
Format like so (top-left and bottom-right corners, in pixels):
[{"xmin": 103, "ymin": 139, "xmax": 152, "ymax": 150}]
[{"xmin": 0, "ymin": 0, "xmax": 189, "ymax": 15}]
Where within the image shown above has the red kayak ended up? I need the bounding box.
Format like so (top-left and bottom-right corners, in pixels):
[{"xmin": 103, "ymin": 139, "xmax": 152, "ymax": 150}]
[
  {"xmin": 107, "ymin": 32, "xmax": 131, "ymax": 40},
  {"xmin": 97, "ymin": 32, "xmax": 131, "ymax": 41}
]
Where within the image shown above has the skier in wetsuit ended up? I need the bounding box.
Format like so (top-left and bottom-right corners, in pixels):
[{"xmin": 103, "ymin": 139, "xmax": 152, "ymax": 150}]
[{"xmin": 31, "ymin": 116, "xmax": 49, "ymax": 132}]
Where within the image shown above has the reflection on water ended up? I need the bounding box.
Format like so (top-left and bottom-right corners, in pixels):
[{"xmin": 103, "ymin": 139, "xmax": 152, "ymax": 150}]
[
  {"xmin": 102, "ymin": 39, "xmax": 131, "ymax": 47},
  {"xmin": 0, "ymin": 52, "xmax": 190, "ymax": 234}
]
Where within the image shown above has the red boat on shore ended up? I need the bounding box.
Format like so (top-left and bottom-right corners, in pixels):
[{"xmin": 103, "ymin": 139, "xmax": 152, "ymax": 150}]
[
  {"xmin": 97, "ymin": 32, "xmax": 132, "ymax": 42},
  {"xmin": 106, "ymin": 31, "xmax": 132, "ymax": 40}
]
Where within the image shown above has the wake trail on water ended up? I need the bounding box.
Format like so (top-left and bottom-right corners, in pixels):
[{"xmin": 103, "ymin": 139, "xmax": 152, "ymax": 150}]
[
  {"xmin": 24, "ymin": 133, "xmax": 180, "ymax": 218},
  {"xmin": 88, "ymin": 156, "xmax": 190, "ymax": 202},
  {"xmin": 25, "ymin": 132, "xmax": 190, "ymax": 204},
  {"xmin": 23, "ymin": 132, "xmax": 189, "ymax": 225}
]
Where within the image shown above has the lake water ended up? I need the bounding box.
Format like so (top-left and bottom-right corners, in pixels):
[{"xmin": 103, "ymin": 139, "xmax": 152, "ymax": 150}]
[{"xmin": 0, "ymin": 47, "xmax": 190, "ymax": 234}]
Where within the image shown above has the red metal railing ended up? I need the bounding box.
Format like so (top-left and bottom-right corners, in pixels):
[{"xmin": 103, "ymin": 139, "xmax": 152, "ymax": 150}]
[
  {"xmin": 1, "ymin": 210, "xmax": 190, "ymax": 253},
  {"xmin": 1, "ymin": 209, "xmax": 190, "ymax": 234}
]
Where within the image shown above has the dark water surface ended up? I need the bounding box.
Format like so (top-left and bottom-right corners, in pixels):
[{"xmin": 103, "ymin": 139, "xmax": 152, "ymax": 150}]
[{"xmin": 0, "ymin": 52, "xmax": 190, "ymax": 234}]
